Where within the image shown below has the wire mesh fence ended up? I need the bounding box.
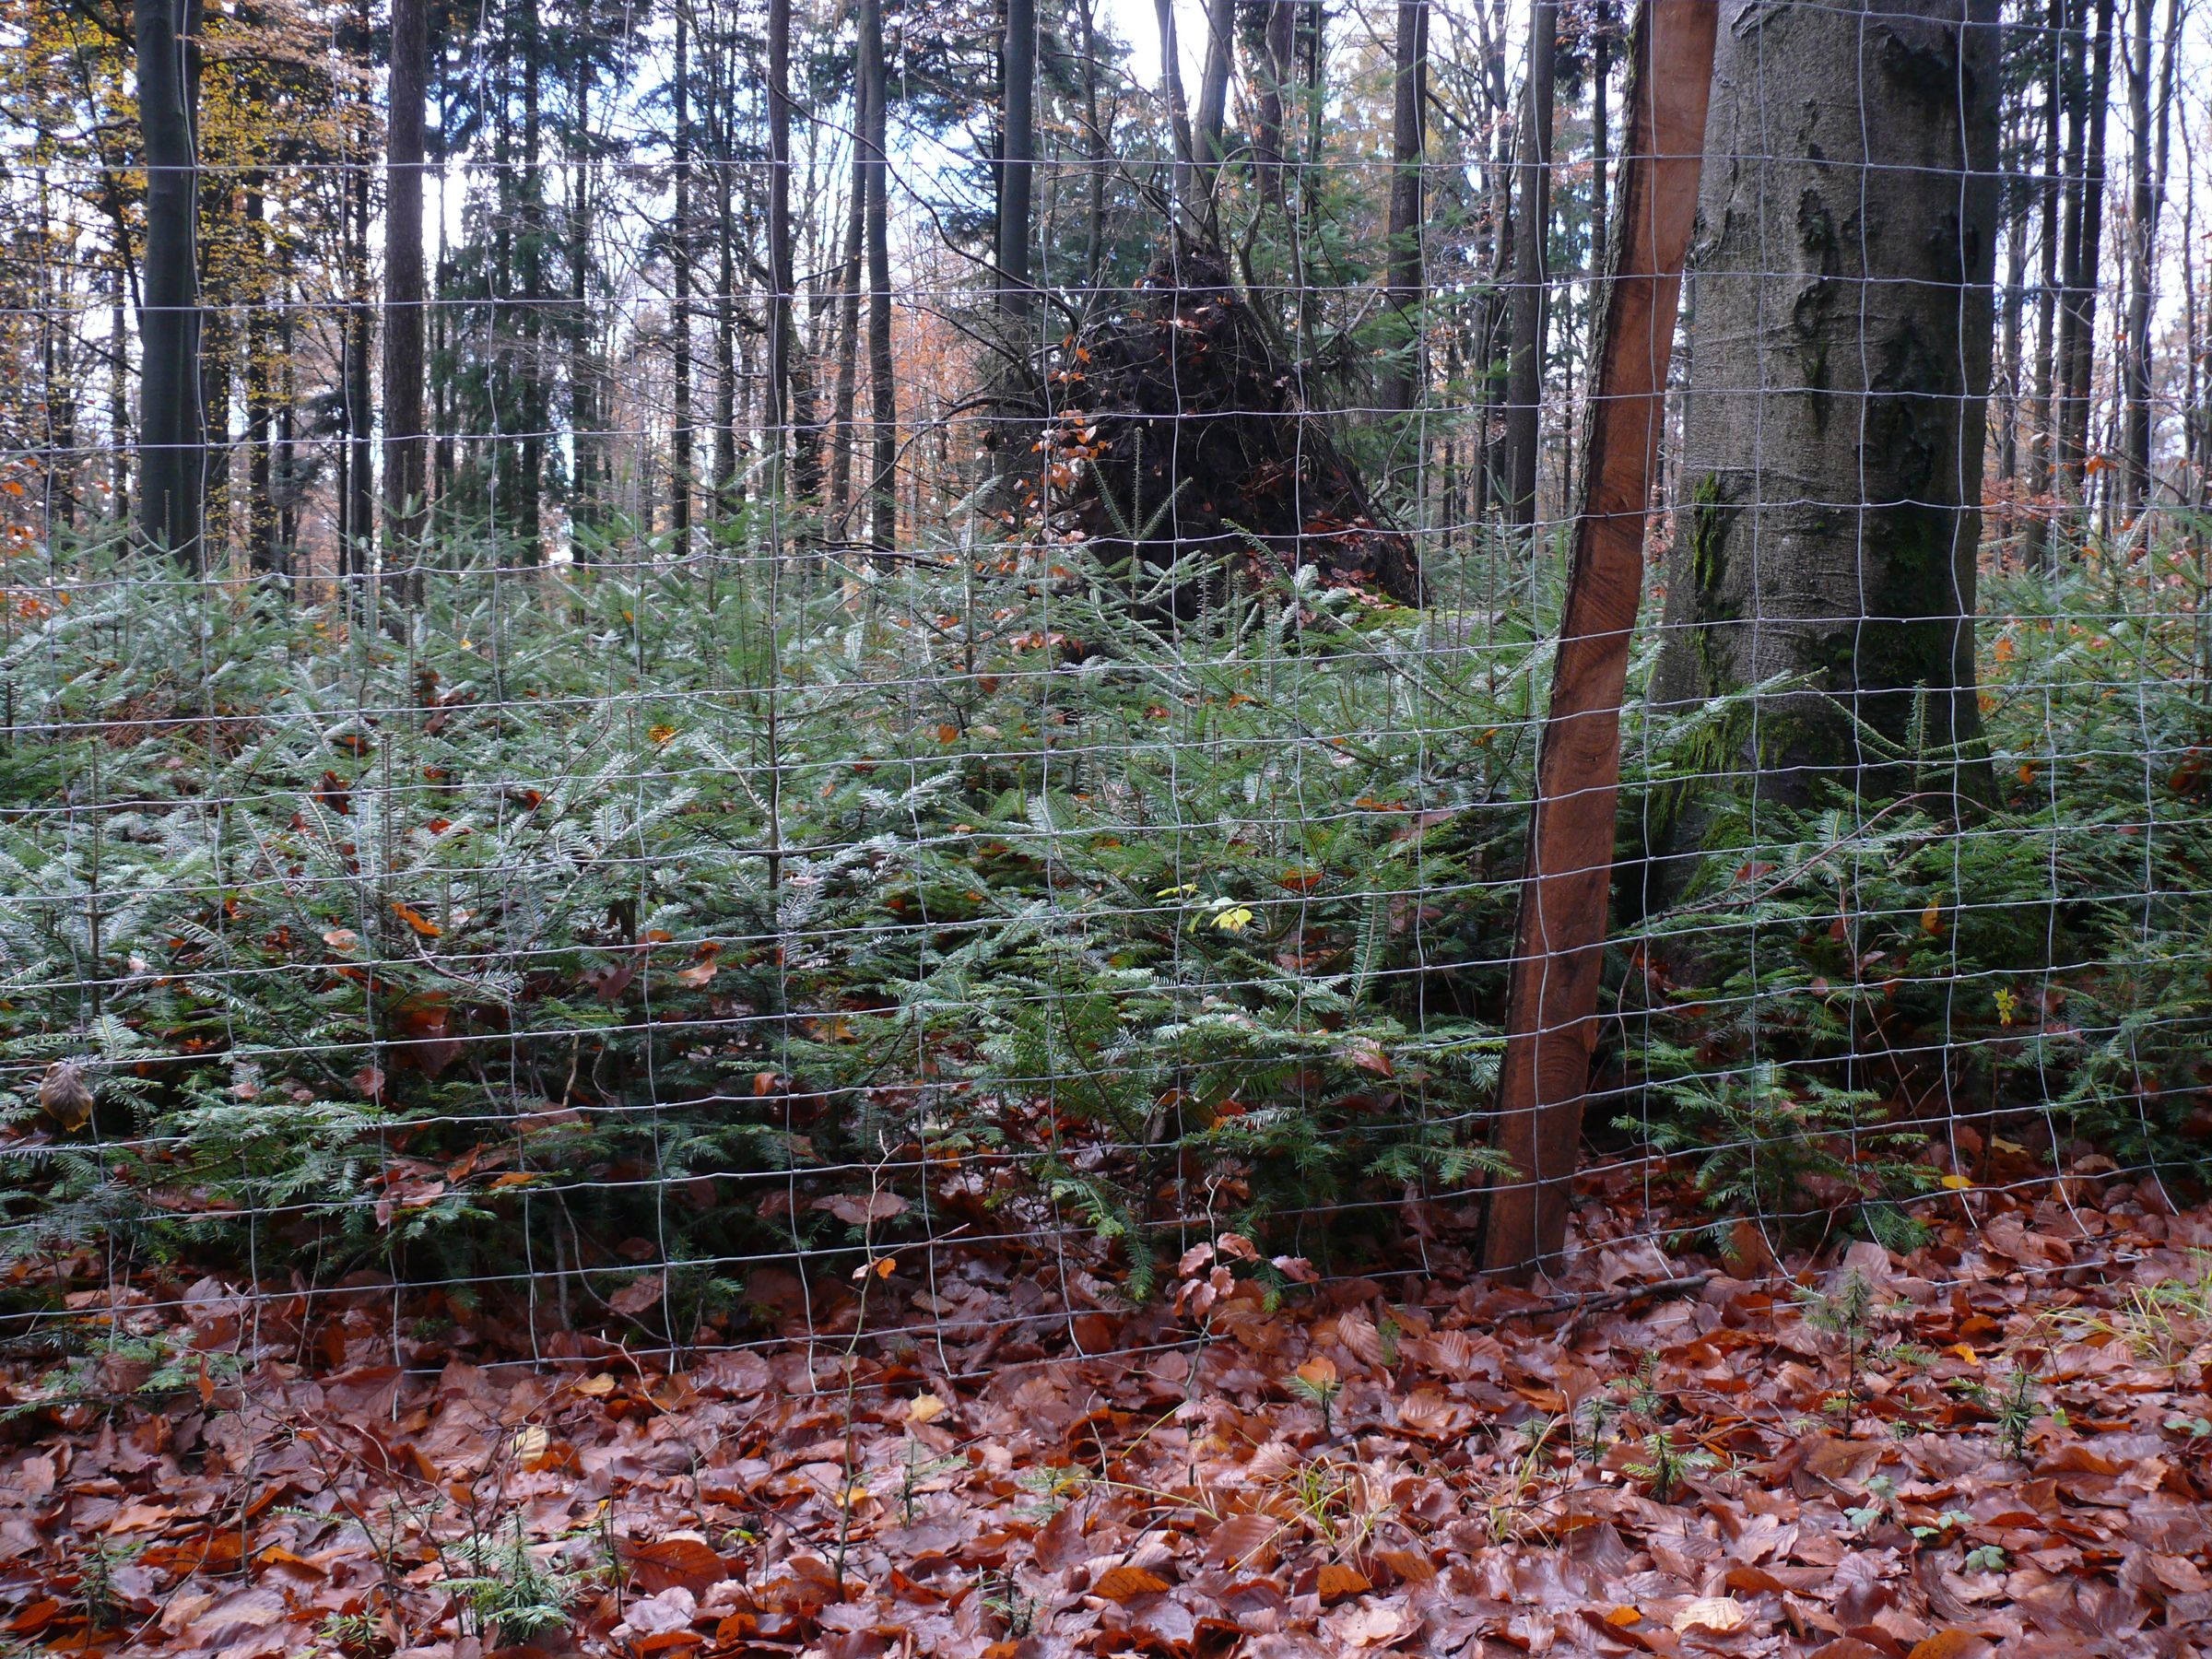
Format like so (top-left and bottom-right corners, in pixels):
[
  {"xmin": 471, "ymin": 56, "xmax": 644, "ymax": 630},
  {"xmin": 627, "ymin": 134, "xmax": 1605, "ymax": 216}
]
[{"xmin": 4, "ymin": 0, "xmax": 2212, "ymax": 1652}]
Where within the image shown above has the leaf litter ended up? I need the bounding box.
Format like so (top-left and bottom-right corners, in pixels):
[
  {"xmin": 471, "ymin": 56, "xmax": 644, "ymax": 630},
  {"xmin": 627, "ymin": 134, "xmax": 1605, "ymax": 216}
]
[{"xmin": 3, "ymin": 1171, "xmax": 2210, "ymax": 1658}]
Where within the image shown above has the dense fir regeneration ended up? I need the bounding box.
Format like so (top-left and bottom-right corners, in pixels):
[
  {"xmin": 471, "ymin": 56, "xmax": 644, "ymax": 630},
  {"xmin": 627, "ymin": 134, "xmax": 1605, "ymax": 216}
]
[{"xmin": 2, "ymin": 0, "xmax": 2212, "ymax": 1649}]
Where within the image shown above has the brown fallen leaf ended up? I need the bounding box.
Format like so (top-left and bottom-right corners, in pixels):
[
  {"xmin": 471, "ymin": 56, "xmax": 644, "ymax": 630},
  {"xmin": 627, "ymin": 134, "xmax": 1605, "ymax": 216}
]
[
  {"xmin": 1673, "ymin": 1596, "xmax": 1749, "ymax": 1634},
  {"xmin": 1906, "ymin": 1632, "xmax": 1991, "ymax": 1659},
  {"xmin": 621, "ymin": 1534, "xmax": 728, "ymax": 1596},
  {"xmin": 1316, "ymin": 1562, "xmax": 1371, "ymax": 1601},
  {"xmin": 1093, "ymin": 1565, "xmax": 1173, "ymax": 1601}
]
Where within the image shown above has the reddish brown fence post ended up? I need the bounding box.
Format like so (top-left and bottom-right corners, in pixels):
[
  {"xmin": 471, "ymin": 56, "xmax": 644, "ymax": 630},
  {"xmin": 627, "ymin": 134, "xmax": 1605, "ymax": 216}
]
[{"xmin": 1482, "ymin": 0, "xmax": 1719, "ymax": 1279}]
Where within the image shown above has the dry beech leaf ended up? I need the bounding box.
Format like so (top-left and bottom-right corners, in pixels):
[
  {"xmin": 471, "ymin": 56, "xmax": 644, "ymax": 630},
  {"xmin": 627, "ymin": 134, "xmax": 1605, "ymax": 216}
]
[
  {"xmin": 1673, "ymin": 1596, "xmax": 1749, "ymax": 1634},
  {"xmin": 1906, "ymin": 1633, "xmax": 1989, "ymax": 1659},
  {"xmin": 622, "ymin": 1534, "xmax": 727, "ymax": 1596},
  {"xmin": 1376, "ymin": 1547, "xmax": 1435, "ymax": 1583},
  {"xmin": 815, "ymin": 1191, "xmax": 910, "ymax": 1226},
  {"xmin": 609, "ymin": 1272, "xmax": 665, "ymax": 1315},
  {"xmin": 906, "ymin": 1392, "xmax": 947, "ymax": 1424},
  {"xmin": 1092, "ymin": 1565, "xmax": 1172, "ymax": 1601},
  {"xmin": 1206, "ymin": 1512, "xmax": 1281, "ymax": 1571},
  {"xmin": 1315, "ymin": 1562, "xmax": 1371, "ymax": 1601},
  {"xmin": 1337, "ymin": 1309, "xmax": 1386, "ymax": 1368}
]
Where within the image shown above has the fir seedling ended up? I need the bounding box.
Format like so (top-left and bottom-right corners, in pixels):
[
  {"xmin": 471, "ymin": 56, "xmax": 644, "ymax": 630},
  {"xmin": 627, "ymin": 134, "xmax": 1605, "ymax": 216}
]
[
  {"xmin": 1626, "ymin": 1430, "xmax": 1719, "ymax": 1503},
  {"xmin": 1287, "ymin": 1357, "xmax": 1344, "ymax": 1437},
  {"xmin": 1989, "ymin": 1366, "xmax": 2041, "ymax": 1462},
  {"xmin": 1796, "ymin": 1268, "xmax": 1878, "ymax": 1435},
  {"xmin": 443, "ymin": 1517, "xmax": 579, "ymax": 1646}
]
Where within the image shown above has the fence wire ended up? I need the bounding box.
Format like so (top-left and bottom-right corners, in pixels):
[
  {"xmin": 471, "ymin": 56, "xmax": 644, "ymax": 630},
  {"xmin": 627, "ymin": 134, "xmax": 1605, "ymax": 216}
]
[{"xmin": 0, "ymin": 0, "xmax": 2210, "ymax": 1647}]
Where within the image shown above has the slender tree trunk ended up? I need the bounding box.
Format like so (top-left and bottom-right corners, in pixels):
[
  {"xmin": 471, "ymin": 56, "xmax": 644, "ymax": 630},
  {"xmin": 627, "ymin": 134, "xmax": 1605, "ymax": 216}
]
[
  {"xmin": 519, "ymin": 6, "xmax": 545, "ymax": 563},
  {"xmin": 1591, "ymin": 19, "xmax": 1609, "ymax": 273},
  {"xmin": 243, "ymin": 187, "xmax": 275, "ymax": 572},
  {"xmin": 2030, "ymin": 0, "xmax": 2063, "ymax": 526},
  {"xmin": 768, "ymin": 0, "xmax": 794, "ymax": 504},
  {"xmin": 1504, "ymin": 0, "xmax": 1555, "ymax": 529},
  {"xmin": 1652, "ymin": 0, "xmax": 2001, "ymax": 811},
  {"xmin": 135, "ymin": 0, "xmax": 204, "ymax": 567},
  {"xmin": 999, "ymin": 0, "xmax": 1035, "ymax": 314},
  {"xmin": 277, "ymin": 277, "xmax": 298, "ymax": 554},
  {"xmin": 2120, "ymin": 0, "xmax": 2177, "ymax": 514},
  {"xmin": 1083, "ymin": 0, "xmax": 1112, "ymax": 281},
  {"xmin": 569, "ymin": 43, "xmax": 597, "ymax": 547},
  {"xmin": 670, "ymin": 6, "xmax": 693, "ymax": 555},
  {"xmin": 1999, "ymin": 115, "xmax": 2026, "ymax": 508},
  {"xmin": 860, "ymin": 0, "xmax": 897, "ymax": 551},
  {"xmin": 829, "ymin": 152, "xmax": 864, "ymax": 529},
  {"xmin": 2180, "ymin": 54, "xmax": 2203, "ymax": 509},
  {"xmin": 111, "ymin": 283, "xmax": 131, "ymax": 527},
  {"xmin": 1194, "ymin": 0, "xmax": 1236, "ymax": 180},
  {"xmin": 344, "ymin": 138, "xmax": 375, "ymax": 585},
  {"xmin": 1254, "ymin": 0, "xmax": 1293, "ymax": 218},
  {"xmin": 384, "ymin": 0, "xmax": 429, "ymax": 595},
  {"xmin": 2059, "ymin": 0, "xmax": 2113, "ymax": 500},
  {"xmin": 994, "ymin": 0, "xmax": 1036, "ymax": 489},
  {"xmin": 712, "ymin": 43, "xmax": 738, "ymax": 518},
  {"xmin": 1155, "ymin": 0, "xmax": 1196, "ymax": 218},
  {"xmin": 1380, "ymin": 0, "xmax": 1428, "ymax": 419}
]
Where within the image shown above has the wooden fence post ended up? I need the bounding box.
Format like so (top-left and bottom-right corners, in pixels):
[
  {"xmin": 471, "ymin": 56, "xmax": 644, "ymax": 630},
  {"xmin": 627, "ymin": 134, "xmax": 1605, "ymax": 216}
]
[{"xmin": 1482, "ymin": 0, "xmax": 1719, "ymax": 1279}]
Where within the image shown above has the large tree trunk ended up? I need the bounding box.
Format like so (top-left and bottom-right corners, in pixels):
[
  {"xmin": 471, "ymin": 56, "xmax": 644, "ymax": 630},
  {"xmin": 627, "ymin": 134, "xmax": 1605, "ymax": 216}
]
[
  {"xmin": 135, "ymin": 0, "xmax": 205, "ymax": 568},
  {"xmin": 1503, "ymin": 0, "xmax": 1555, "ymax": 528},
  {"xmin": 384, "ymin": 0, "xmax": 429, "ymax": 595},
  {"xmin": 1652, "ymin": 0, "xmax": 2000, "ymax": 811}
]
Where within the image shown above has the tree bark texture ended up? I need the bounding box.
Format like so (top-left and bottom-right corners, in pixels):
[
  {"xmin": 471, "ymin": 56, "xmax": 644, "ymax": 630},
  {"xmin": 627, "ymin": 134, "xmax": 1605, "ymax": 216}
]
[
  {"xmin": 384, "ymin": 0, "xmax": 429, "ymax": 589},
  {"xmin": 1651, "ymin": 0, "xmax": 2001, "ymax": 810},
  {"xmin": 1505, "ymin": 0, "xmax": 1556, "ymax": 527},
  {"xmin": 1481, "ymin": 0, "xmax": 1718, "ymax": 1277},
  {"xmin": 135, "ymin": 0, "xmax": 205, "ymax": 568}
]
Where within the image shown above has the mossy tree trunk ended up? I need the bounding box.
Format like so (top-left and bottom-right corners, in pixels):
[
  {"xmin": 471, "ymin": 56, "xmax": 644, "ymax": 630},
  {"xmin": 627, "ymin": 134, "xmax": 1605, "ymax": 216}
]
[{"xmin": 1652, "ymin": 0, "xmax": 2000, "ymax": 814}]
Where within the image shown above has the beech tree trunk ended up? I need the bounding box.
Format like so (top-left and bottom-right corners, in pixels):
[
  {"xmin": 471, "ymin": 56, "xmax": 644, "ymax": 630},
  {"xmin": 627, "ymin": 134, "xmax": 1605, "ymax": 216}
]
[
  {"xmin": 1652, "ymin": 0, "xmax": 2001, "ymax": 808},
  {"xmin": 1379, "ymin": 0, "xmax": 1427, "ymax": 418},
  {"xmin": 384, "ymin": 0, "xmax": 429, "ymax": 593},
  {"xmin": 768, "ymin": 0, "xmax": 794, "ymax": 499},
  {"xmin": 860, "ymin": 0, "xmax": 897, "ymax": 551},
  {"xmin": 135, "ymin": 0, "xmax": 204, "ymax": 568},
  {"xmin": 1504, "ymin": 0, "xmax": 1555, "ymax": 528},
  {"xmin": 2058, "ymin": 0, "xmax": 2112, "ymax": 498},
  {"xmin": 670, "ymin": 6, "xmax": 693, "ymax": 555}
]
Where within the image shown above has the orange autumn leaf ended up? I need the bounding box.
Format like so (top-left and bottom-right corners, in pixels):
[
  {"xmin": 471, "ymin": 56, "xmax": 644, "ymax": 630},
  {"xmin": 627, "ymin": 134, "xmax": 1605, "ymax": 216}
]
[
  {"xmin": 1092, "ymin": 1565, "xmax": 1171, "ymax": 1601},
  {"xmin": 1315, "ymin": 1562, "xmax": 1371, "ymax": 1601},
  {"xmin": 390, "ymin": 902, "xmax": 442, "ymax": 937}
]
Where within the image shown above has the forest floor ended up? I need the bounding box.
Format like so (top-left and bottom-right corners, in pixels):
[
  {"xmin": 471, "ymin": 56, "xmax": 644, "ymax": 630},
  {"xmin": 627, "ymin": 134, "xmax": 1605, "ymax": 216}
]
[{"xmin": 5, "ymin": 1170, "xmax": 2212, "ymax": 1659}]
